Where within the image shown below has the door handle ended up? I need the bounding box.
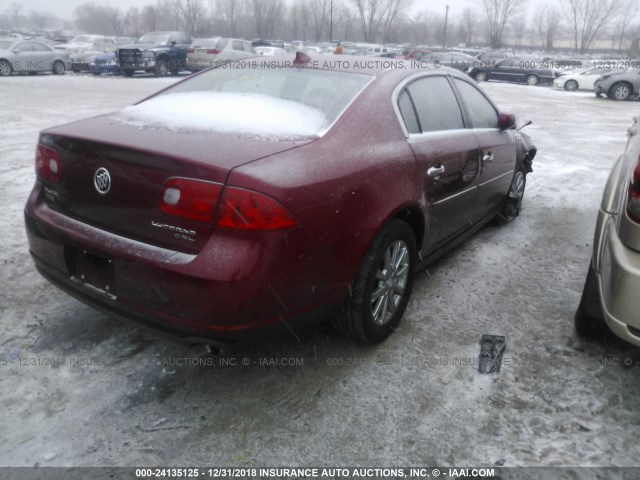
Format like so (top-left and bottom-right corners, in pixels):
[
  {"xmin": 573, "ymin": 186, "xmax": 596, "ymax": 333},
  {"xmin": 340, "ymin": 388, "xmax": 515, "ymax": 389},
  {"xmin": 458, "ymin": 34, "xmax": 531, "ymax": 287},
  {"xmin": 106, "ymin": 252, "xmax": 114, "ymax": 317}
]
[
  {"xmin": 482, "ymin": 152, "xmax": 494, "ymax": 162},
  {"xmin": 427, "ymin": 165, "xmax": 445, "ymax": 177}
]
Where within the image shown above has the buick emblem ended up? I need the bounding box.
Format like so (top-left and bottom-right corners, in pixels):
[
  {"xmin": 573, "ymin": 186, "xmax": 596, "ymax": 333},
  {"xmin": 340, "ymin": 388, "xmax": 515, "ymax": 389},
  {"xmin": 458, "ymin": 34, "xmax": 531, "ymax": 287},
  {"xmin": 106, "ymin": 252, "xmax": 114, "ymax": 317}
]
[{"xmin": 94, "ymin": 167, "xmax": 111, "ymax": 194}]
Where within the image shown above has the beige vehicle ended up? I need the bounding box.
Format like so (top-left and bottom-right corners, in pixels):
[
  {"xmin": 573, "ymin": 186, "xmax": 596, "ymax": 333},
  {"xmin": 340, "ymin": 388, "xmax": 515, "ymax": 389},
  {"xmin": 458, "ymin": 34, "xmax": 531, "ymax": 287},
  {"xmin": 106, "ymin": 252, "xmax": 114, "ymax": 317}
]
[
  {"xmin": 187, "ymin": 37, "xmax": 256, "ymax": 71},
  {"xmin": 576, "ymin": 113, "xmax": 640, "ymax": 346}
]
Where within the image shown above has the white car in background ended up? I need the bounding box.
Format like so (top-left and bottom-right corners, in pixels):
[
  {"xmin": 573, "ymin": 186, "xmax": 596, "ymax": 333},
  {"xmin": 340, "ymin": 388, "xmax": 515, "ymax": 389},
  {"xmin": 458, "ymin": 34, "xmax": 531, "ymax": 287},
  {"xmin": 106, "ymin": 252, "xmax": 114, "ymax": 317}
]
[
  {"xmin": 553, "ymin": 65, "xmax": 623, "ymax": 91},
  {"xmin": 256, "ymin": 46, "xmax": 287, "ymax": 56},
  {"xmin": 54, "ymin": 35, "xmax": 116, "ymax": 56},
  {"xmin": 187, "ymin": 37, "xmax": 255, "ymax": 71}
]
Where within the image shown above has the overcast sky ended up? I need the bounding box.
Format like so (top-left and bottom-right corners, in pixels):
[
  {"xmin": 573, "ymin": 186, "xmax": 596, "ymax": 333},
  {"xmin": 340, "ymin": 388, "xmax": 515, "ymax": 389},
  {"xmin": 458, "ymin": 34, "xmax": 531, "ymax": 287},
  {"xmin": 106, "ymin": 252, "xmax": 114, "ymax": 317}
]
[{"xmin": 5, "ymin": 0, "xmax": 484, "ymax": 23}]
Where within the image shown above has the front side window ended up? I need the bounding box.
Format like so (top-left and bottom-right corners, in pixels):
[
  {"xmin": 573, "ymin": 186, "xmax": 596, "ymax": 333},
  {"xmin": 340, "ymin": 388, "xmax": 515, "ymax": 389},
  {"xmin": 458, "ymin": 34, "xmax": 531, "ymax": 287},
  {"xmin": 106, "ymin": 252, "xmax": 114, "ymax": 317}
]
[{"xmin": 453, "ymin": 79, "xmax": 498, "ymax": 129}]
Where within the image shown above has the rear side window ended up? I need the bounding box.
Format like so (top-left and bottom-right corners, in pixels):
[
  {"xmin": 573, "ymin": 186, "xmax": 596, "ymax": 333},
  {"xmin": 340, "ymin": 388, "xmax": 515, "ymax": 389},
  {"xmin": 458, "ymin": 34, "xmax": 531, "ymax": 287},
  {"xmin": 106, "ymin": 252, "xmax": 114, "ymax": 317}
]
[
  {"xmin": 15, "ymin": 42, "xmax": 33, "ymax": 52},
  {"xmin": 398, "ymin": 90, "xmax": 420, "ymax": 134},
  {"xmin": 453, "ymin": 79, "xmax": 499, "ymax": 129},
  {"xmin": 405, "ymin": 76, "xmax": 464, "ymax": 132},
  {"xmin": 30, "ymin": 42, "xmax": 50, "ymax": 52}
]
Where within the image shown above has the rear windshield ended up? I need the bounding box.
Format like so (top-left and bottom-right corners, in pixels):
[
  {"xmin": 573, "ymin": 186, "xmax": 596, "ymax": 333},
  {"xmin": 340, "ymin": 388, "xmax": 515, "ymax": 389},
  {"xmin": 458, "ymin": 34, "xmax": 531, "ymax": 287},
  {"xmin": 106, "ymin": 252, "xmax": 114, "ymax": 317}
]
[
  {"xmin": 166, "ymin": 66, "xmax": 370, "ymax": 122},
  {"xmin": 191, "ymin": 37, "xmax": 221, "ymax": 48}
]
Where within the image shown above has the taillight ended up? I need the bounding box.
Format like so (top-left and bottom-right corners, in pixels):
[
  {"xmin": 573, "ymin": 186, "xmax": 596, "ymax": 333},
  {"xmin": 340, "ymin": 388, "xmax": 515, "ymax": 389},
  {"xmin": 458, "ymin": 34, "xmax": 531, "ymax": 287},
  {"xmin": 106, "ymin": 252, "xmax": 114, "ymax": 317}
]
[
  {"xmin": 627, "ymin": 159, "xmax": 640, "ymax": 223},
  {"xmin": 160, "ymin": 178, "xmax": 223, "ymax": 223},
  {"xmin": 35, "ymin": 144, "xmax": 61, "ymax": 184},
  {"xmin": 206, "ymin": 49, "xmax": 221, "ymax": 54},
  {"xmin": 216, "ymin": 187, "xmax": 298, "ymax": 231}
]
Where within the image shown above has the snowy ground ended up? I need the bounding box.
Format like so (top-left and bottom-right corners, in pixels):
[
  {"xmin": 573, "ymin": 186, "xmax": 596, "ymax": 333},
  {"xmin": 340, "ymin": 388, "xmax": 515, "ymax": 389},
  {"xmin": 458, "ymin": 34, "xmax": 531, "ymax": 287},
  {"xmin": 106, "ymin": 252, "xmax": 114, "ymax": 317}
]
[{"xmin": 1, "ymin": 73, "xmax": 640, "ymax": 470}]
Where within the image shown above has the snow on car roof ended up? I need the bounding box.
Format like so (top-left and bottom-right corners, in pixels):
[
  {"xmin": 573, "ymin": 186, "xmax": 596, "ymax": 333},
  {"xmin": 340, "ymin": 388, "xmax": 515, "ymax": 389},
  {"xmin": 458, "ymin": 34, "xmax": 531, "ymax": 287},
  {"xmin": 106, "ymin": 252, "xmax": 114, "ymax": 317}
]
[{"xmin": 115, "ymin": 91, "xmax": 327, "ymax": 138}]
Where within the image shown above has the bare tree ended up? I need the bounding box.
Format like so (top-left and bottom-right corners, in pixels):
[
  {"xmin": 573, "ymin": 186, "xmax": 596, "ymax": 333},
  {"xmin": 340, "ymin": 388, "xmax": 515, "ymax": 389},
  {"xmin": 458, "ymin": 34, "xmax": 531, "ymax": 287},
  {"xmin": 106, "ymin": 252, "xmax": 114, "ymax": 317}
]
[
  {"xmin": 631, "ymin": 23, "xmax": 640, "ymax": 56},
  {"xmin": 124, "ymin": 7, "xmax": 144, "ymax": 38},
  {"xmin": 307, "ymin": 0, "xmax": 331, "ymax": 42},
  {"xmin": 249, "ymin": 0, "xmax": 285, "ymax": 39},
  {"xmin": 613, "ymin": 0, "xmax": 640, "ymax": 54},
  {"xmin": 103, "ymin": 7, "xmax": 124, "ymax": 36},
  {"xmin": 142, "ymin": 5, "xmax": 159, "ymax": 32},
  {"xmin": 510, "ymin": 15, "xmax": 527, "ymax": 49},
  {"xmin": 351, "ymin": 0, "xmax": 412, "ymax": 43},
  {"xmin": 74, "ymin": 3, "xmax": 107, "ymax": 34},
  {"xmin": 29, "ymin": 11, "xmax": 50, "ymax": 30},
  {"xmin": 476, "ymin": 0, "xmax": 528, "ymax": 48},
  {"xmin": 562, "ymin": 0, "xmax": 621, "ymax": 54},
  {"xmin": 176, "ymin": 0, "xmax": 208, "ymax": 36},
  {"xmin": 6, "ymin": 1, "xmax": 22, "ymax": 27},
  {"xmin": 381, "ymin": 0, "xmax": 412, "ymax": 43},
  {"xmin": 215, "ymin": 0, "xmax": 244, "ymax": 37},
  {"xmin": 337, "ymin": 3, "xmax": 356, "ymax": 40},
  {"xmin": 533, "ymin": 4, "xmax": 560, "ymax": 51},
  {"xmin": 459, "ymin": 7, "xmax": 478, "ymax": 45}
]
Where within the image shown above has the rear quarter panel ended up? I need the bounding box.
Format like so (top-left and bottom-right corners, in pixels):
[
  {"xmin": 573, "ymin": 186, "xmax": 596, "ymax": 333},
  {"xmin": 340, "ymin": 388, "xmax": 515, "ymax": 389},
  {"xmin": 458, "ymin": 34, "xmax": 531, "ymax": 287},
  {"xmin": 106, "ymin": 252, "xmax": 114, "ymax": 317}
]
[{"xmin": 226, "ymin": 71, "xmax": 423, "ymax": 287}]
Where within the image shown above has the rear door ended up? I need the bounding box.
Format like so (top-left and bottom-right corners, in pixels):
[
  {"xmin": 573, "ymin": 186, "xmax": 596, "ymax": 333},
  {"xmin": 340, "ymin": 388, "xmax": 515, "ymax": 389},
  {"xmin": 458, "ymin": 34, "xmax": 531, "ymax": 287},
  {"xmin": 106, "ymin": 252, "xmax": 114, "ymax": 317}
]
[
  {"xmin": 398, "ymin": 75, "xmax": 481, "ymax": 250},
  {"xmin": 452, "ymin": 78, "xmax": 516, "ymax": 219}
]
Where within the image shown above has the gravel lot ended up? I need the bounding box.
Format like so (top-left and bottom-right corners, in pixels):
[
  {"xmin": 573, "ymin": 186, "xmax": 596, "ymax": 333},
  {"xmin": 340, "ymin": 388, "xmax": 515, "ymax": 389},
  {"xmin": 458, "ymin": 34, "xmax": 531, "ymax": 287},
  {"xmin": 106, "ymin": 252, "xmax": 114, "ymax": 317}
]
[{"xmin": 1, "ymin": 72, "xmax": 640, "ymax": 471}]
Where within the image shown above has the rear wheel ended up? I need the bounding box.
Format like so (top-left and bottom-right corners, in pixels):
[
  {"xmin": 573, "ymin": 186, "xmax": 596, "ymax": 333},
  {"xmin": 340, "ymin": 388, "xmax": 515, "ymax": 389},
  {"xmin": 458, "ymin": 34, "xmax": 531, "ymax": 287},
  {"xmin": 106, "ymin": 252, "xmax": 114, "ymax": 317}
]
[
  {"xmin": 121, "ymin": 69, "xmax": 134, "ymax": 77},
  {"xmin": 0, "ymin": 60, "xmax": 13, "ymax": 76},
  {"xmin": 574, "ymin": 260, "xmax": 608, "ymax": 339},
  {"xmin": 526, "ymin": 74, "xmax": 539, "ymax": 86},
  {"xmin": 564, "ymin": 80, "xmax": 578, "ymax": 91},
  {"xmin": 52, "ymin": 60, "xmax": 65, "ymax": 75},
  {"xmin": 496, "ymin": 168, "xmax": 526, "ymax": 224},
  {"xmin": 609, "ymin": 82, "xmax": 631, "ymax": 101},
  {"xmin": 332, "ymin": 220, "xmax": 417, "ymax": 344},
  {"xmin": 475, "ymin": 71, "xmax": 487, "ymax": 82}
]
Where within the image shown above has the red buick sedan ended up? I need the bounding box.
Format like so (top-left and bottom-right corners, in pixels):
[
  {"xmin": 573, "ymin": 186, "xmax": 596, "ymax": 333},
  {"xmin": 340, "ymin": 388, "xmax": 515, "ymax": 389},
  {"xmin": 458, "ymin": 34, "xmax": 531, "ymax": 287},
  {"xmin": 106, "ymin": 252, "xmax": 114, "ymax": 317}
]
[{"xmin": 24, "ymin": 54, "xmax": 536, "ymax": 349}]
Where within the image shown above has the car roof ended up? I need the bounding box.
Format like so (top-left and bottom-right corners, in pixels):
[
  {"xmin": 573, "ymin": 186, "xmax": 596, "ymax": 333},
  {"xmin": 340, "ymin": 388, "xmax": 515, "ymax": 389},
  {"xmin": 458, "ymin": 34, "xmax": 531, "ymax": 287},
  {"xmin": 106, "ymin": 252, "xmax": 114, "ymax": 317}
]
[{"xmin": 238, "ymin": 53, "xmax": 469, "ymax": 82}]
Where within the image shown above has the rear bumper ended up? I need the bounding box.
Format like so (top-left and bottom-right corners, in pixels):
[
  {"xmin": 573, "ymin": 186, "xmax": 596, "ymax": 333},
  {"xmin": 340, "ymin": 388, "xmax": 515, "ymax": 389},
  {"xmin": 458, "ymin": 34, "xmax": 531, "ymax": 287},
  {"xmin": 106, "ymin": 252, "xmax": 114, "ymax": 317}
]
[
  {"xmin": 24, "ymin": 191, "xmax": 361, "ymax": 344},
  {"xmin": 597, "ymin": 218, "xmax": 640, "ymax": 346}
]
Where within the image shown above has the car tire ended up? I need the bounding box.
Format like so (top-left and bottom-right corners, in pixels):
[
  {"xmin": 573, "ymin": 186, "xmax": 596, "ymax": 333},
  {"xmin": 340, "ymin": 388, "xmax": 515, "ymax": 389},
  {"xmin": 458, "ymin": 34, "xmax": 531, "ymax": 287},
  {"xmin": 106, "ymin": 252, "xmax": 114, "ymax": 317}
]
[
  {"xmin": 155, "ymin": 59, "xmax": 168, "ymax": 77},
  {"xmin": 574, "ymin": 259, "xmax": 608, "ymax": 339},
  {"xmin": 526, "ymin": 74, "xmax": 539, "ymax": 86},
  {"xmin": 608, "ymin": 82, "xmax": 632, "ymax": 101},
  {"xmin": 121, "ymin": 69, "xmax": 134, "ymax": 77},
  {"xmin": 332, "ymin": 219, "xmax": 417, "ymax": 344},
  {"xmin": 564, "ymin": 80, "xmax": 578, "ymax": 91},
  {"xmin": 0, "ymin": 59, "xmax": 11, "ymax": 76},
  {"xmin": 496, "ymin": 168, "xmax": 526, "ymax": 225},
  {"xmin": 52, "ymin": 60, "xmax": 65, "ymax": 75},
  {"xmin": 475, "ymin": 71, "xmax": 487, "ymax": 82}
]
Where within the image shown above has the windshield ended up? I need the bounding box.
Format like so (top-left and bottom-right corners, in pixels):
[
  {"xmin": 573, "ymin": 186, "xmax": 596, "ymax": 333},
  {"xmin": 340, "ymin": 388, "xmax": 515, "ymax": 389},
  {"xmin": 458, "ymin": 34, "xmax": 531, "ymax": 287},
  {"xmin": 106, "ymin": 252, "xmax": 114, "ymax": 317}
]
[
  {"xmin": 137, "ymin": 33, "xmax": 171, "ymax": 44},
  {"xmin": 124, "ymin": 65, "xmax": 372, "ymax": 137}
]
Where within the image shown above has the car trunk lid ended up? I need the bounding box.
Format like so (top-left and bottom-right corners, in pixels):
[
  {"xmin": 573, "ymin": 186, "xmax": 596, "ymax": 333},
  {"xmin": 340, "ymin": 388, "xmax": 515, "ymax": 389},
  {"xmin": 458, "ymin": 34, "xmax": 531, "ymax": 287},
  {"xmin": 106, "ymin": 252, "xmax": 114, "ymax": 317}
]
[{"xmin": 39, "ymin": 115, "xmax": 313, "ymax": 253}]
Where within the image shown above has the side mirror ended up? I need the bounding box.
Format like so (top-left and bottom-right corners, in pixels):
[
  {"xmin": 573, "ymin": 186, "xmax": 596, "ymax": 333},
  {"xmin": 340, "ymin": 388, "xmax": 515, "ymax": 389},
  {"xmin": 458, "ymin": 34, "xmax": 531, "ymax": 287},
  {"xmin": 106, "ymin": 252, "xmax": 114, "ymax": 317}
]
[
  {"xmin": 170, "ymin": 41, "xmax": 176, "ymax": 46},
  {"xmin": 498, "ymin": 113, "xmax": 516, "ymax": 130}
]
